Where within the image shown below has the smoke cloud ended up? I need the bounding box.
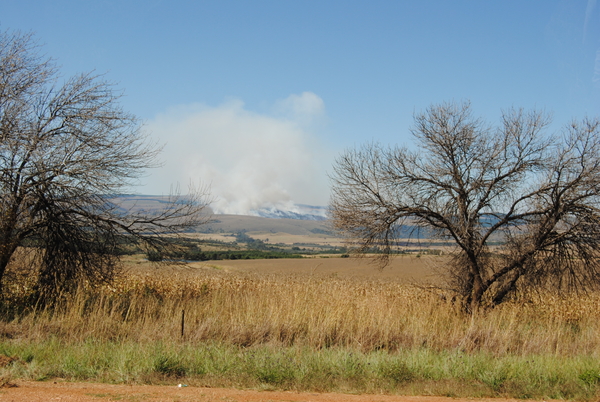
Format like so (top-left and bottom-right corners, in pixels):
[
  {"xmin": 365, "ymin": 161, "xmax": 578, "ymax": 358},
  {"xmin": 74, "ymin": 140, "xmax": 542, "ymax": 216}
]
[{"xmin": 142, "ymin": 93, "xmax": 332, "ymax": 215}]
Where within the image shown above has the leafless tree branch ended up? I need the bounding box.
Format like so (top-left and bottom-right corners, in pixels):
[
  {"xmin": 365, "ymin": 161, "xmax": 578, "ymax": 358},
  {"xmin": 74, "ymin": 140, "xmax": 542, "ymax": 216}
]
[
  {"xmin": 330, "ymin": 101, "xmax": 600, "ymax": 311},
  {"xmin": 0, "ymin": 29, "xmax": 210, "ymax": 301}
]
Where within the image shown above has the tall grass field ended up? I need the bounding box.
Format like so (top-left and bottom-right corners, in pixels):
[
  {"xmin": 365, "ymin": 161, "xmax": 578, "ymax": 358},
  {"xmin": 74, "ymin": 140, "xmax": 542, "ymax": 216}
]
[{"xmin": 0, "ymin": 256, "xmax": 599, "ymax": 400}]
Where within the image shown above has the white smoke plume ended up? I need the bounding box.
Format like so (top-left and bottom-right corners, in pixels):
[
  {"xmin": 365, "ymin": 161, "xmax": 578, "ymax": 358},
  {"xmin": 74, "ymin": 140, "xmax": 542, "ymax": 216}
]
[{"xmin": 142, "ymin": 93, "xmax": 332, "ymax": 215}]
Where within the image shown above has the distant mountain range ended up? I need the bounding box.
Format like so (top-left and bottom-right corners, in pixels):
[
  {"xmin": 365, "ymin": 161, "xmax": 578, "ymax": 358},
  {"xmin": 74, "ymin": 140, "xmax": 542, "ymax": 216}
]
[
  {"xmin": 109, "ymin": 195, "xmax": 501, "ymax": 243},
  {"xmin": 111, "ymin": 195, "xmax": 329, "ymax": 221}
]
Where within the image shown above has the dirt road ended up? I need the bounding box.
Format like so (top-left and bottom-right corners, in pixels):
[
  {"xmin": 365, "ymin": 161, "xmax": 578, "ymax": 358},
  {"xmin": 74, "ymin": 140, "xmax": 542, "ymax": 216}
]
[{"xmin": 0, "ymin": 381, "xmax": 547, "ymax": 402}]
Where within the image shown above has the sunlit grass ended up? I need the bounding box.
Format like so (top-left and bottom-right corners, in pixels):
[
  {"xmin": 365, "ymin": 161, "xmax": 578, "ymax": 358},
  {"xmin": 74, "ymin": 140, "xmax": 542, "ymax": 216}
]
[{"xmin": 0, "ymin": 258, "xmax": 599, "ymax": 399}]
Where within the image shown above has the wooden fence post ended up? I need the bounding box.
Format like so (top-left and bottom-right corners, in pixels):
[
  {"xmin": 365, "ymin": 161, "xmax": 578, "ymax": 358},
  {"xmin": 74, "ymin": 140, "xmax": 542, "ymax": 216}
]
[{"xmin": 181, "ymin": 309, "xmax": 185, "ymax": 339}]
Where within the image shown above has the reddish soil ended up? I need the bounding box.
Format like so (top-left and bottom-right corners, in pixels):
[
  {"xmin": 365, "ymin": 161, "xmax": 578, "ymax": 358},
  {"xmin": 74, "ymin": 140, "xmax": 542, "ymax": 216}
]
[{"xmin": 0, "ymin": 381, "xmax": 548, "ymax": 402}]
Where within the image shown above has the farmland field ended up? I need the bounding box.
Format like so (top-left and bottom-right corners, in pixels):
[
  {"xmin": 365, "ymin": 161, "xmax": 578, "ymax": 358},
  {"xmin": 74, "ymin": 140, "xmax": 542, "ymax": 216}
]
[
  {"xmin": 124, "ymin": 254, "xmax": 445, "ymax": 283},
  {"xmin": 1, "ymin": 249, "xmax": 600, "ymax": 400}
]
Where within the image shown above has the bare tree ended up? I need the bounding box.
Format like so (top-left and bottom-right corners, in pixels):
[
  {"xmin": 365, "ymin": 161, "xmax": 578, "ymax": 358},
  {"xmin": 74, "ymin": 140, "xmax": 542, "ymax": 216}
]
[
  {"xmin": 330, "ymin": 101, "xmax": 600, "ymax": 311},
  {"xmin": 0, "ymin": 30, "xmax": 209, "ymax": 300}
]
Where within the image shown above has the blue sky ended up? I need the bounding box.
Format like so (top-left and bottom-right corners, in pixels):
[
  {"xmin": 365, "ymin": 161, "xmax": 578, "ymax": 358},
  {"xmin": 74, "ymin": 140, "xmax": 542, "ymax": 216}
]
[{"xmin": 2, "ymin": 1, "xmax": 599, "ymax": 213}]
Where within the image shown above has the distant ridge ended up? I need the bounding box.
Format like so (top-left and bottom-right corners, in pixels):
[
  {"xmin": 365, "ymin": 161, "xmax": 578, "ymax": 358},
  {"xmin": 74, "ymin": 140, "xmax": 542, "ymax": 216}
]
[
  {"xmin": 251, "ymin": 205, "xmax": 328, "ymax": 221},
  {"xmin": 110, "ymin": 195, "xmax": 329, "ymax": 221}
]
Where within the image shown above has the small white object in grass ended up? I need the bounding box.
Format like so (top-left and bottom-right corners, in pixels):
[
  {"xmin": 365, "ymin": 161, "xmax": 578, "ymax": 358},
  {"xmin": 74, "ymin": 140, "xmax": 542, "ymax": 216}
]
[{"xmin": 178, "ymin": 384, "xmax": 188, "ymax": 387}]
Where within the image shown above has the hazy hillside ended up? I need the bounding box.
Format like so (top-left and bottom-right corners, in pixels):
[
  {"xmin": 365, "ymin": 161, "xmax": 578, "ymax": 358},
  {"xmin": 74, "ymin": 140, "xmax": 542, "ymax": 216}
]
[
  {"xmin": 198, "ymin": 214, "xmax": 334, "ymax": 236},
  {"xmin": 111, "ymin": 195, "xmax": 336, "ymax": 237}
]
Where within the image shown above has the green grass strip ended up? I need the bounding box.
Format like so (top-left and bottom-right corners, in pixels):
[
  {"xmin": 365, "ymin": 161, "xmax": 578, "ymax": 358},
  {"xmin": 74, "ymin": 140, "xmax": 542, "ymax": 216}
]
[{"xmin": 0, "ymin": 340, "xmax": 598, "ymax": 400}]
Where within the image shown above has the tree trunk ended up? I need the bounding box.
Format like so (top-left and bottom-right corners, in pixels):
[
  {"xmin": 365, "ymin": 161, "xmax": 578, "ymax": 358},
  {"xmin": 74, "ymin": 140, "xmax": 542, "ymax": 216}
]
[
  {"xmin": 0, "ymin": 221, "xmax": 22, "ymax": 297},
  {"xmin": 465, "ymin": 251, "xmax": 486, "ymax": 312},
  {"xmin": 0, "ymin": 244, "xmax": 17, "ymax": 297},
  {"xmin": 470, "ymin": 276, "xmax": 485, "ymax": 312}
]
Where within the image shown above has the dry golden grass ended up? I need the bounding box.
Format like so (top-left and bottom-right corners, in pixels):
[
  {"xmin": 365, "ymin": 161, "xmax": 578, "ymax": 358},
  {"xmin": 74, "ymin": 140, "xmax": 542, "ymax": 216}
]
[
  {"xmin": 2, "ymin": 254, "xmax": 600, "ymax": 400},
  {"xmin": 2, "ymin": 255, "xmax": 599, "ymax": 358}
]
